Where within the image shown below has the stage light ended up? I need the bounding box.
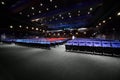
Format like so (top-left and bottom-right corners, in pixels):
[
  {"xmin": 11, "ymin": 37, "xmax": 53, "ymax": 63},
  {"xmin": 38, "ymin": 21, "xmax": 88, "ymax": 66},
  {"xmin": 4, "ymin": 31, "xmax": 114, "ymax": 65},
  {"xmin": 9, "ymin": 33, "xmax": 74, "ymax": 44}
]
[
  {"xmin": 76, "ymin": 32, "xmax": 78, "ymax": 35},
  {"xmin": 59, "ymin": 14, "xmax": 62, "ymax": 17},
  {"xmin": 10, "ymin": 26, "xmax": 13, "ymax": 28},
  {"xmin": 117, "ymin": 12, "xmax": 120, "ymax": 16},
  {"xmin": 68, "ymin": 12, "xmax": 71, "ymax": 15},
  {"xmin": 62, "ymin": 17, "xmax": 64, "ymax": 19},
  {"xmin": 69, "ymin": 15, "xmax": 71, "ymax": 18}
]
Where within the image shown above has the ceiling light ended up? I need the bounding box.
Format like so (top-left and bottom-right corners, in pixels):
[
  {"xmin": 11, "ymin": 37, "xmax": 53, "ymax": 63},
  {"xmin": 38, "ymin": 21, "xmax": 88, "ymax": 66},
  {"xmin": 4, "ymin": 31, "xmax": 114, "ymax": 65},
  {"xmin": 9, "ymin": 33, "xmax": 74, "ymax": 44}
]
[
  {"xmin": 117, "ymin": 12, "xmax": 120, "ymax": 16},
  {"xmin": 26, "ymin": 27, "xmax": 29, "ymax": 29},
  {"xmin": 98, "ymin": 23, "xmax": 101, "ymax": 26},
  {"xmin": 103, "ymin": 20, "xmax": 106, "ymax": 23},
  {"xmin": 90, "ymin": 8, "xmax": 93, "ymax": 11},
  {"xmin": 88, "ymin": 12, "xmax": 90, "ymax": 14},
  {"xmin": 78, "ymin": 10, "xmax": 80, "ymax": 13},
  {"xmin": 76, "ymin": 32, "xmax": 78, "ymax": 35},
  {"xmin": 50, "ymin": 0, "xmax": 52, "ymax": 2},
  {"xmin": 10, "ymin": 25, "xmax": 13, "ymax": 28},
  {"xmin": 19, "ymin": 25, "xmax": 22, "ymax": 28},
  {"xmin": 55, "ymin": 5, "xmax": 57, "ymax": 8},
  {"xmin": 46, "ymin": 8, "xmax": 49, "ymax": 11},
  {"xmin": 59, "ymin": 14, "xmax": 62, "ymax": 17},
  {"xmin": 69, "ymin": 15, "xmax": 71, "ymax": 18},
  {"xmin": 78, "ymin": 14, "xmax": 80, "ymax": 16},
  {"xmin": 19, "ymin": 12, "xmax": 22, "ymax": 15},
  {"xmin": 78, "ymin": 28, "xmax": 87, "ymax": 31},
  {"xmin": 36, "ymin": 28, "xmax": 39, "ymax": 31},
  {"xmin": 32, "ymin": 27, "xmax": 34, "ymax": 30},
  {"xmin": 68, "ymin": 12, "xmax": 71, "ymax": 15},
  {"xmin": 96, "ymin": 26, "xmax": 99, "ymax": 28},
  {"xmin": 40, "ymin": 3, "xmax": 43, "ymax": 6},
  {"xmin": 27, "ymin": 14, "xmax": 30, "ymax": 17},
  {"xmin": 39, "ymin": 11, "xmax": 41, "ymax": 13},
  {"xmin": 62, "ymin": 17, "xmax": 64, "ymax": 19},
  {"xmin": 32, "ymin": 13, "xmax": 35, "ymax": 15},
  {"xmin": 31, "ymin": 7, "xmax": 34, "ymax": 10},
  {"xmin": 109, "ymin": 17, "xmax": 112, "ymax": 19},
  {"xmin": 84, "ymin": 32, "xmax": 86, "ymax": 34},
  {"xmin": 1, "ymin": 1, "xmax": 5, "ymax": 5}
]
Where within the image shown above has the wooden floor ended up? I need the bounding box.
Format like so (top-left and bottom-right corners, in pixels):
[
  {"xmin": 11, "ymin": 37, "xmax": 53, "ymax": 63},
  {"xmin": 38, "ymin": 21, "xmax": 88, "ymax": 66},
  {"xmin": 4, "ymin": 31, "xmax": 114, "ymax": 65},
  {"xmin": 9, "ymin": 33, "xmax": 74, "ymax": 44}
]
[{"xmin": 0, "ymin": 43, "xmax": 120, "ymax": 80}]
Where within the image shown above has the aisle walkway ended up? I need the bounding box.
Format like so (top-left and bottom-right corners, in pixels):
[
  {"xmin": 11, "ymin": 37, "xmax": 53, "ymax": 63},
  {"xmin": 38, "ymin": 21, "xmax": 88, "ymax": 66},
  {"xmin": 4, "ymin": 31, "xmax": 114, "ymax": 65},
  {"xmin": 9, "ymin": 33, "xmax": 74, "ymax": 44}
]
[{"xmin": 0, "ymin": 43, "xmax": 120, "ymax": 80}]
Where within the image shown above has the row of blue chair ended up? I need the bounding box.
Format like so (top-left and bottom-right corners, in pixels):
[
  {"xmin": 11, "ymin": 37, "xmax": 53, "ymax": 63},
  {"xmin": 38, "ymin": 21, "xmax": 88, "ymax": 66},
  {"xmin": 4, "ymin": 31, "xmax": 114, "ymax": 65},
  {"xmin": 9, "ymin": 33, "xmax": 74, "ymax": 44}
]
[{"xmin": 65, "ymin": 39, "xmax": 120, "ymax": 56}]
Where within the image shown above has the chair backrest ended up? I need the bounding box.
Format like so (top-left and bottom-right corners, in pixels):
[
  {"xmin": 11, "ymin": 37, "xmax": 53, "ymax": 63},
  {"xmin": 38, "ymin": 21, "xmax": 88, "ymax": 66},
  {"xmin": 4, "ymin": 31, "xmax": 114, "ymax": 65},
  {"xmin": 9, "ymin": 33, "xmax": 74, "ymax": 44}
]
[
  {"xmin": 86, "ymin": 41, "xmax": 93, "ymax": 47},
  {"xmin": 93, "ymin": 41, "xmax": 102, "ymax": 47},
  {"xmin": 78, "ymin": 41, "xmax": 86, "ymax": 46},
  {"xmin": 102, "ymin": 41, "xmax": 111, "ymax": 47},
  {"xmin": 111, "ymin": 41, "xmax": 120, "ymax": 48}
]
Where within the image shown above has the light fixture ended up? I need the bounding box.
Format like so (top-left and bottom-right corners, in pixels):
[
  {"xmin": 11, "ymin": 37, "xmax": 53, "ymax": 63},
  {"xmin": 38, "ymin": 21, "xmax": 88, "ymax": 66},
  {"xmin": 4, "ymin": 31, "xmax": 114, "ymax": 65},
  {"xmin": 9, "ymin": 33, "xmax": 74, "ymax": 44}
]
[
  {"xmin": 109, "ymin": 17, "xmax": 112, "ymax": 19},
  {"xmin": 76, "ymin": 32, "xmax": 78, "ymax": 35},
  {"xmin": 55, "ymin": 5, "xmax": 57, "ymax": 8},
  {"xmin": 84, "ymin": 32, "xmax": 86, "ymax": 34},
  {"xmin": 90, "ymin": 8, "xmax": 93, "ymax": 11},
  {"xmin": 19, "ymin": 12, "xmax": 22, "ymax": 15},
  {"xmin": 26, "ymin": 26, "xmax": 29, "ymax": 29},
  {"xmin": 36, "ymin": 28, "xmax": 39, "ymax": 31},
  {"xmin": 88, "ymin": 12, "xmax": 90, "ymax": 14},
  {"xmin": 27, "ymin": 14, "xmax": 30, "ymax": 17},
  {"xmin": 59, "ymin": 14, "xmax": 62, "ymax": 17},
  {"xmin": 40, "ymin": 3, "xmax": 43, "ymax": 6},
  {"xmin": 98, "ymin": 23, "xmax": 101, "ymax": 26},
  {"xmin": 46, "ymin": 8, "xmax": 49, "ymax": 11},
  {"xmin": 96, "ymin": 26, "xmax": 99, "ymax": 28},
  {"xmin": 19, "ymin": 25, "xmax": 22, "ymax": 28},
  {"xmin": 69, "ymin": 15, "xmax": 71, "ymax": 18},
  {"xmin": 68, "ymin": 12, "xmax": 71, "ymax": 15},
  {"xmin": 1, "ymin": 1, "xmax": 5, "ymax": 5},
  {"xmin": 10, "ymin": 25, "xmax": 13, "ymax": 28},
  {"xmin": 62, "ymin": 17, "xmax": 64, "ymax": 19},
  {"xmin": 39, "ymin": 11, "xmax": 41, "ymax": 13},
  {"xmin": 50, "ymin": 0, "xmax": 52, "ymax": 2},
  {"xmin": 78, "ymin": 10, "xmax": 80, "ymax": 13},
  {"xmin": 31, "ymin": 7, "xmax": 34, "ymax": 10},
  {"xmin": 32, "ymin": 13, "xmax": 35, "ymax": 15},
  {"xmin": 32, "ymin": 27, "xmax": 34, "ymax": 30},
  {"xmin": 103, "ymin": 20, "xmax": 106, "ymax": 23},
  {"xmin": 78, "ymin": 14, "xmax": 80, "ymax": 16},
  {"xmin": 117, "ymin": 12, "xmax": 120, "ymax": 16}
]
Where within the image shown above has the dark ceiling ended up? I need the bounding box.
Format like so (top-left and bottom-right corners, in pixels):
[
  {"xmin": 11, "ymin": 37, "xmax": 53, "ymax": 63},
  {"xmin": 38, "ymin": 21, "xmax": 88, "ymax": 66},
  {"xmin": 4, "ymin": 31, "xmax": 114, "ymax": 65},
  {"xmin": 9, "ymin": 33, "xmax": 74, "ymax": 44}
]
[{"xmin": 0, "ymin": 0, "xmax": 120, "ymax": 32}]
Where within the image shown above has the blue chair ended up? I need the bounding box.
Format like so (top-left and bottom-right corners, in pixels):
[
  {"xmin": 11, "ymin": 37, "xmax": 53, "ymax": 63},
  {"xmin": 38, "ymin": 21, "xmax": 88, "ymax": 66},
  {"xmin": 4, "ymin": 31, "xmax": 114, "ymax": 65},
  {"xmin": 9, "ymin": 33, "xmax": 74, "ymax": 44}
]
[
  {"xmin": 78, "ymin": 41, "xmax": 86, "ymax": 51},
  {"xmin": 93, "ymin": 41, "xmax": 102, "ymax": 53},
  {"xmin": 86, "ymin": 41, "xmax": 94, "ymax": 52},
  {"xmin": 65, "ymin": 40, "xmax": 73, "ymax": 51},
  {"xmin": 111, "ymin": 41, "xmax": 120, "ymax": 55},
  {"xmin": 72, "ymin": 41, "xmax": 79, "ymax": 51},
  {"xmin": 102, "ymin": 41, "xmax": 112, "ymax": 55}
]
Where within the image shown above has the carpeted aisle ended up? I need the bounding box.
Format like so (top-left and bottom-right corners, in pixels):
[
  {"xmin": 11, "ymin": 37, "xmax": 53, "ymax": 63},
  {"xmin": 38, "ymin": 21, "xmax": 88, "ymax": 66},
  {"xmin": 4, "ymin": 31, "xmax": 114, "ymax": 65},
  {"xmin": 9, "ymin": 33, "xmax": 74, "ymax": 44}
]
[{"xmin": 0, "ymin": 44, "xmax": 120, "ymax": 80}]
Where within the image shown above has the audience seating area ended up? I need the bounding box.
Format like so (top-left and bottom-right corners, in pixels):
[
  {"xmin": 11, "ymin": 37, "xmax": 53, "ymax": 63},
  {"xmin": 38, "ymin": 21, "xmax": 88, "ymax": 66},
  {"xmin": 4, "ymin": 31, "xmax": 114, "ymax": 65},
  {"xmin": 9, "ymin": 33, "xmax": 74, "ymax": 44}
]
[
  {"xmin": 65, "ymin": 38, "xmax": 120, "ymax": 56},
  {"xmin": 2, "ymin": 38, "xmax": 68, "ymax": 49}
]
